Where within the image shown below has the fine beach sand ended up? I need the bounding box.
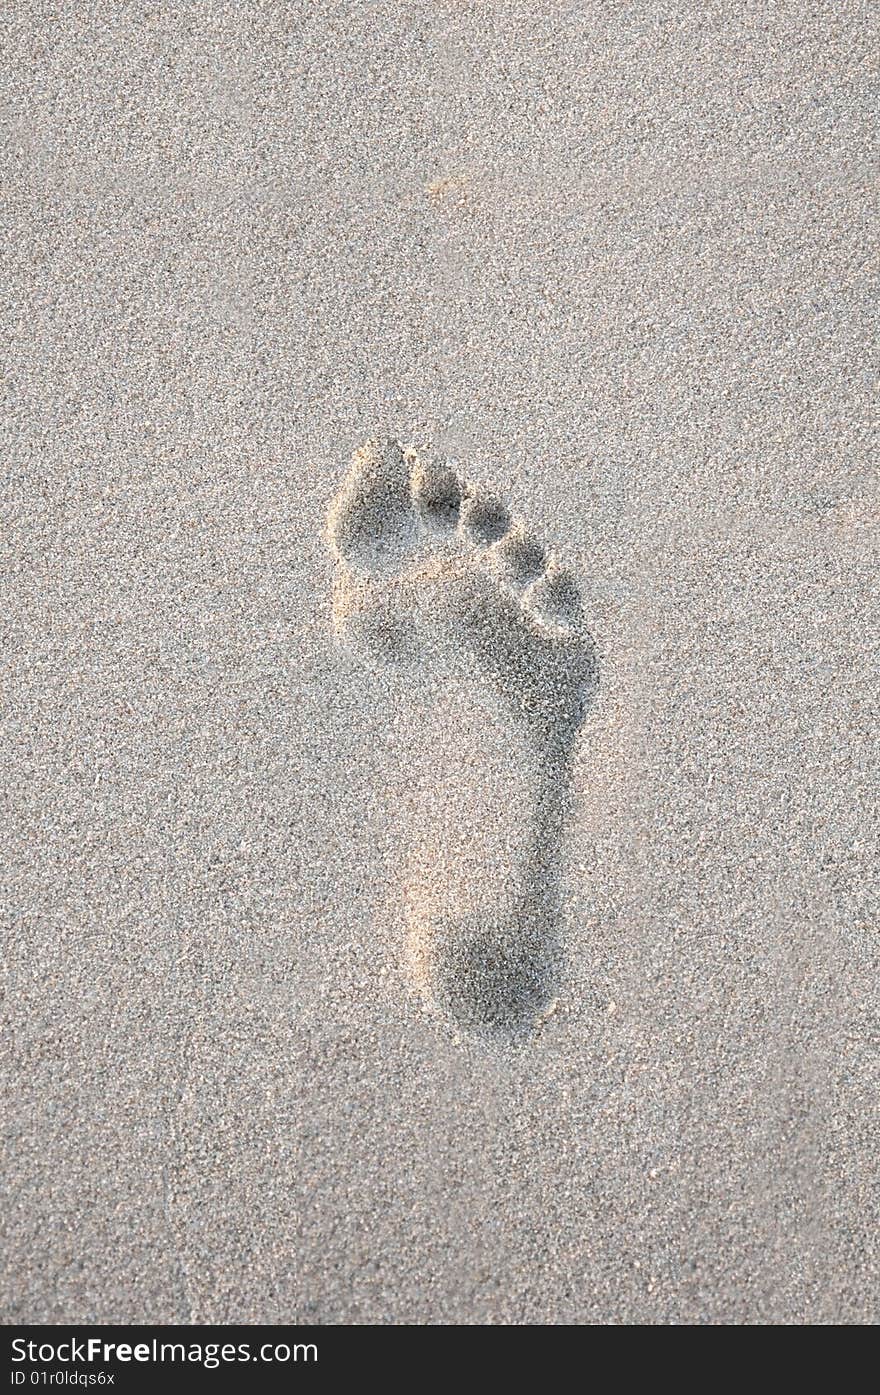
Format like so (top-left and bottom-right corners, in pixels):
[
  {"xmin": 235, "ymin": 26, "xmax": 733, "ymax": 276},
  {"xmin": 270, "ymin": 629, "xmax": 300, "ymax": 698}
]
[{"xmin": 2, "ymin": 2, "xmax": 878, "ymax": 1323}]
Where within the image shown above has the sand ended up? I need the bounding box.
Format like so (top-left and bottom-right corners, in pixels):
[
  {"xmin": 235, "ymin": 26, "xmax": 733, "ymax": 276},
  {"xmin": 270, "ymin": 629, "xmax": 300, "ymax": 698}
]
[{"xmin": 2, "ymin": 0, "xmax": 877, "ymax": 1324}]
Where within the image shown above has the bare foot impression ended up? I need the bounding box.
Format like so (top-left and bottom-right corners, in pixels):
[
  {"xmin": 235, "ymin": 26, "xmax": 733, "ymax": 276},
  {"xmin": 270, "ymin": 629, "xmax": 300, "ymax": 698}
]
[{"xmin": 327, "ymin": 440, "xmax": 598, "ymax": 1039}]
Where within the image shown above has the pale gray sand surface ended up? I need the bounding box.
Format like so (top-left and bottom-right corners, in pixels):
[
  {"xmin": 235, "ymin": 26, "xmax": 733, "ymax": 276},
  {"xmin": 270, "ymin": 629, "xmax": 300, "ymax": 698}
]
[{"xmin": 2, "ymin": 1, "xmax": 878, "ymax": 1323}]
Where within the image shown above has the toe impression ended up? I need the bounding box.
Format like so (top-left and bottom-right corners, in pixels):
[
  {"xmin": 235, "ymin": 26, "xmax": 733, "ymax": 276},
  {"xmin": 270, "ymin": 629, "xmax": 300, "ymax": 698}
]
[
  {"xmin": 460, "ymin": 491, "xmax": 511, "ymax": 547},
  {"xmin": 328, "ymin": 440, "xmax": 418, "ymax": 572}
]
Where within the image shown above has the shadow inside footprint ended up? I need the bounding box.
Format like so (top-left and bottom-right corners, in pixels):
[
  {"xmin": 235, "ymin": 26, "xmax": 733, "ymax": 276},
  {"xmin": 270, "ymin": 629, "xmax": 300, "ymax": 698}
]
[
  {"xmin": 426, "ymin": 579, "xmax": 598, "ymax": 1038},
  {"xmin": 459, "ymin": 567, "xmax": 599, "ymax": 761},
  {"xmin": 428, "ymin": 913, "xmax": 556, "ymax": 1036},
  {"xmin": 418, "ymin": 743, "xmax": 588, "ymax": 1041}
]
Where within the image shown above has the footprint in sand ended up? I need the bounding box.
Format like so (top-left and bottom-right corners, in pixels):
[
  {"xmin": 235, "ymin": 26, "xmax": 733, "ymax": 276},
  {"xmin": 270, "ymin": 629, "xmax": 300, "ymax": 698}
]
[{"xmin": 327, "ymin": 439, "xmax": 598, "ymax": 1039}]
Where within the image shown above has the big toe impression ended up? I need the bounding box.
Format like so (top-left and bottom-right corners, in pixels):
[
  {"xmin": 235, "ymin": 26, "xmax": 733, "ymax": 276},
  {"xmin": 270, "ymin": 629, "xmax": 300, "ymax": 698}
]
[{"xmin": 328, "ymin": 440, "xmax": 418, "ymax": 572}]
